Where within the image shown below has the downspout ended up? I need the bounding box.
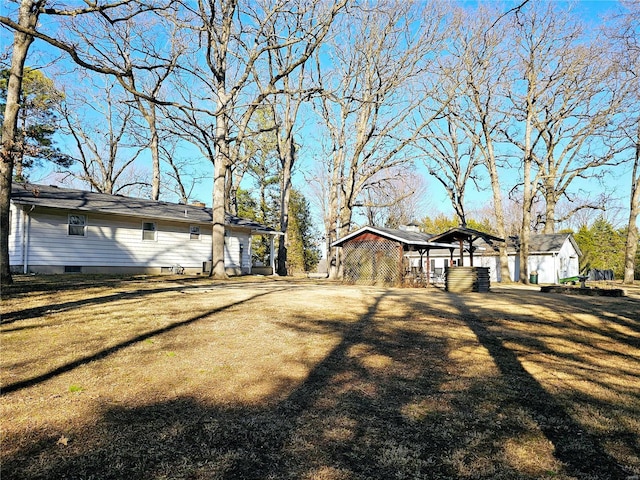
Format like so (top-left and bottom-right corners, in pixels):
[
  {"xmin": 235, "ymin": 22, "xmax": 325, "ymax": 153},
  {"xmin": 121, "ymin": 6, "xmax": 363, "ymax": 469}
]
[{"xmin": 22, "ymin": 205, "xmax": 33, "ymax": 274}]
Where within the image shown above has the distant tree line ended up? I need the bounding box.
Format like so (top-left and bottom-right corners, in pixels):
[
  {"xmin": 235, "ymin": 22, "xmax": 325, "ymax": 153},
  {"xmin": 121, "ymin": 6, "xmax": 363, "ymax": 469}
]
[{"xmin": 573, "ymin": 217, "xmax": 640, "ymax": 280}]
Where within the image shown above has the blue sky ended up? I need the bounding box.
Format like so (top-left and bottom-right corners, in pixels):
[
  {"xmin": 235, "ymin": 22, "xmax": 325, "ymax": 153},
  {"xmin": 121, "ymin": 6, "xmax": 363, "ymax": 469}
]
[{"xmin": 3, "ymin": 0, "xmax": 637, "ymax": 232}]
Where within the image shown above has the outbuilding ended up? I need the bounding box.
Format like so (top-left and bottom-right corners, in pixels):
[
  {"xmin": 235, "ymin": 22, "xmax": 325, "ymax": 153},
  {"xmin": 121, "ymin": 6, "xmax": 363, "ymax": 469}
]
[
  {"xmin": 331, "ymin": 225, "xmax": 456, "ymax": 286},
  {"xmin": 332, "ymin": 225, "xmax": 582, "ymax": 287},
  {"xmin": 408, "ymin": 232, "xmax": 582, "ymax": 284}
]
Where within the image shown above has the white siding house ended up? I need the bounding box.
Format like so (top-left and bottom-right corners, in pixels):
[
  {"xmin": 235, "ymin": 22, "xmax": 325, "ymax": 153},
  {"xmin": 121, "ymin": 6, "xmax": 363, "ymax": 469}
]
[{"xmin": 9, "ymin": 183, "xmax": 278, "ymax": 276}]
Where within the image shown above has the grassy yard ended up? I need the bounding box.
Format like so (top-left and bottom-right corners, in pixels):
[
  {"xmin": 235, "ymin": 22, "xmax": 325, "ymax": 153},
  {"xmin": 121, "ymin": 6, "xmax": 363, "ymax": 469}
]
[{"xmin": 1, "ymin": 275, "xmax": 639, "ymax": 480}]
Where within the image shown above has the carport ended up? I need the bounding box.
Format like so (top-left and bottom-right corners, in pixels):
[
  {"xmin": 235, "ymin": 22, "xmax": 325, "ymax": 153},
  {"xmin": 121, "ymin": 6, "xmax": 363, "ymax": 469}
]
[
  {"xmin": 331, "ymin": 226, "xmax": 455, "ymax": 286},
  {"xmin": 427, "ymin": 227, "xmax": 505, "ymax": 292}
]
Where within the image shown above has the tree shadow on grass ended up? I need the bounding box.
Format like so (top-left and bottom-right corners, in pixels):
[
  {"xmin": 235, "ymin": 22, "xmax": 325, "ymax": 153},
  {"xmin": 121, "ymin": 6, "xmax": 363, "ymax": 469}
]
[
  {"xmin": 2, "ymin": 274, "xmax": 135, "ymax": 297},
  {"xmin": 3, "ymin": 291, "xmax": 452, "ymax": 479},
  {"xmin": 2, "ymin": 287, "xmax": 635, "ymax": 479},
  {"xmin": 1, "ymin": 276, "xmax": 224, "ymax": 325},
  {"xmin": 453, "ymin": 294, "xmax": 632, "ymax": 479},
  {"xmin": 1, "ymin": 286, "xmax": 292, "ymax": 395}
]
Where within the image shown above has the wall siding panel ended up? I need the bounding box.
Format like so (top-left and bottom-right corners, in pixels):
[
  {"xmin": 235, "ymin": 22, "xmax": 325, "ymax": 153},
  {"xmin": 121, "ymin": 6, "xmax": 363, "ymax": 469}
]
[
  {"xmin": 8, "ymin": 203, "xmax": 24, "ymax": 266},
  {"xmin": 12, "ymin": 207, "xmax": 249, "ymax": 272}
]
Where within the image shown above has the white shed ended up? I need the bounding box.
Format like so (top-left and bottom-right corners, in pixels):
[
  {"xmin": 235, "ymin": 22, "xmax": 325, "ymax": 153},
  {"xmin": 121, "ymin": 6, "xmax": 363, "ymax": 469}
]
[
  {"xmin": 9, "ymin": 183, "xmax": 279, "ymax": 276},
  {"xmin": 518, "ymin": 234, "xmax": 582, "ymax": 284}
]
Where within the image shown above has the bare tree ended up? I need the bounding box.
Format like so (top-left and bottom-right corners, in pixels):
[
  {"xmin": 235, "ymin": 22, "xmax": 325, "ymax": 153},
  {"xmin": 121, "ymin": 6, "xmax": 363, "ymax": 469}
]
[
  {"xmin": 501, "ymin": 3, "xmax": 615, "ymax": 282},
  {"xmin": 164, "ymin": 0, "xmax": 345, "ymax": 278},
  {"xmin": 157, "ymin": 137, "xmax": 209, "ymax": 204},
  {"xmin": 624, "ymin": 123, "xmax": 640, "ymax": 283},
  {"xmin": 416, "ymin": 101, "xmax": 482, "ymax": 228},
  {"xmin": 533, "ymin": 48, "xmax": 624, "ymax": 234},
  {"xmin": 0, "ymin": 0, "xmax": 171, "ymax": 284},
  {"xmin": 256, "ymin": 39, "xmax": 318, "ymax": 276},
  {"xmin": 1, "ymin": 0, "xmax": 41, "ymax": 285},
  {"xmin": 59, "ymin": 79, "xmax": 147, "ymax": 194},
  {"xmin": 361, "ymin": 169, "xmax": 430, "ymax": 229},
  {"xmin": 314, "ymin": 0, "xmax": 452, "ymax": 279},
  {"xmin": 503, "ymin": 3, "xmax": 559, "ymax": 282},
  {"xmin": 51, "ymin": 3, "xmax": 185, "ymax": 200},
  {"xmin": 272, "ymin": 88, "xmax": 301, "ymax": 277},
  {"xmin": 453, "ymin": 4, "xmax": 515, "ymax": 282},
  {"xmin": 128, "ymin": 62, "xmax": 180, "ymax": 201},
  {"xmin": 609, "ymin": 1, "xmax": 640, "ymax": 284},
  {"xmin": 113, "ymin": 9, "xmax": 184, "ymax": 200}
]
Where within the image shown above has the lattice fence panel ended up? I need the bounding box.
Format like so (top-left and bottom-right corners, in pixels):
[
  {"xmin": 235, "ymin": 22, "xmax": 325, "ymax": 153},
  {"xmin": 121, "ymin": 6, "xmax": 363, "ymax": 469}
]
[{"xmin": 343, "ymin": 239, "xmax": 402, "ymax": 286}]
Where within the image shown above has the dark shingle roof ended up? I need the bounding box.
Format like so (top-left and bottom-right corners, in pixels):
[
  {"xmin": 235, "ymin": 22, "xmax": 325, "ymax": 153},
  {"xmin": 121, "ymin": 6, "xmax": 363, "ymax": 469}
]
[
  {"xmin": 331, "ymin": 225, "xmax": 454, "ymax": 249},
  {"xmin": 520, "ymin": 234, "xmax": 581, "ymax": 255},
  {"xmin": 11, "ymin": 183, "xmax": 275, "ymax": 232},
  {"xmin": 475, "ymin": 233, "xmax": 581, "ymax": 255},
  {"xmin": 428, "ymin": 226, "xmax": 504, "ymax": 244},
  {"xmin": 368, "ymin": 226, "xmax": 435, "ymax": 243},
  {"xmin": 332, "ymin": 225, "xmax": 579, "ymax": 256},
  {"xmin": 526, "ymin": 234, "xmax": 568, "ymax": 252}
]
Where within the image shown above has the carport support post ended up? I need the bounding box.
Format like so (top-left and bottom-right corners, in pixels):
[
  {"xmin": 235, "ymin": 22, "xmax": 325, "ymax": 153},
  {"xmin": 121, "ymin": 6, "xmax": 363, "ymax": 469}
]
[
  {"xmin": 270, "ymin": 235, "xmax": 276, "ymax": 275},
  {"xmin": 399, "ymin": 244, "xmax": 404, "ymax": 285},
  {"xmin": 417, "ymin": 248, "xmax": 425, "ymax": 285},
  {"xmin": 426, "ymin": 249, "xmax": 431, "ymax": 286}
]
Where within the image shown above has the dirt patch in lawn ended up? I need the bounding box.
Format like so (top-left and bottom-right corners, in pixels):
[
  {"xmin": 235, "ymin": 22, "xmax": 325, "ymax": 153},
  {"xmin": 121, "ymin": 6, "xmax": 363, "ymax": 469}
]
[{"xmin": 2, "ymin": 275, "xmax": 639, "ymax": 479}]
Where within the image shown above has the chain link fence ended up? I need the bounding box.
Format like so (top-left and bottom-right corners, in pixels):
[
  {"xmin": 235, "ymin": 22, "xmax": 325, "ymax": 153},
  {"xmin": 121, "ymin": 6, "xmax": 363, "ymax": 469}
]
[{"xmin": 342, "ymin": 239, "xmax": 402, "ymax": 286}]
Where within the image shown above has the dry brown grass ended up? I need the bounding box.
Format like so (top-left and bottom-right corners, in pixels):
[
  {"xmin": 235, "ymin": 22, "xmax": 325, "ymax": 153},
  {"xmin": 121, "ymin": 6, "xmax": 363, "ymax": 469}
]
[{"xmin": 1, "ymin": 275, "xmax": 639, "ymax": 479}]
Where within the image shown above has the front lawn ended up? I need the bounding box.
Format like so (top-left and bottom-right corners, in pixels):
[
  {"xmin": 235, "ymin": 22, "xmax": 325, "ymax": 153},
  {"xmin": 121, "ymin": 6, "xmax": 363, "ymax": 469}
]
[{"xmin": 1, "ymin": 276, "xmax": 639, "ymax": 479}]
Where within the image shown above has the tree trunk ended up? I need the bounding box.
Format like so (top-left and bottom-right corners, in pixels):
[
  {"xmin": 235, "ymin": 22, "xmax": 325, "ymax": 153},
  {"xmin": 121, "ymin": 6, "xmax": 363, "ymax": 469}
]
[
  {"xmin": 485, "ymin": 148, "xmax": 512, "ymax": 283},
  {"xmin": 1, "ymin": 0, "xmax": 40, "ymax": 286},
  {"xmin": 277, "ymin": 141, "xmax": 294, "ymax": 276},
  {"xmin": 520, "ymin": 87, "xmax": 535, "ymax": 283},
  {"xmin": 327, "ymin": 145, "xmax": 345, "ymax": 280},
  {"xmin": 542, "ymin": 179, "xmax": 557, "ymax": 234},
  {"xmin": 223, "ymin": 166, "xmax": 234, "ymax": 215},
  {"xmin": 623, "ymin": 127, "xmax": 639, "ymax": 284},
  {"xmin": 211, "ymin": 157, "xmax": 228, "ymax": 279},
  {"xmin": 148, "ymin": 106, "xmax": 160, "ymax": 201},
  {"xmin": 211, "ymin": 113, "xmax": 229, "ymax": 279},
  {"xmin": 332, "ymin": 204, "xmax": 353, "ymax": 279}
]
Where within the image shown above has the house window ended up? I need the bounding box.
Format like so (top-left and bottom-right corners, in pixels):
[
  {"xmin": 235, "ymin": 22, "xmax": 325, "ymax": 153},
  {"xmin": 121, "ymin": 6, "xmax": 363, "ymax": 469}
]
[
  {"xmin": 190, "ymin": 225, "xmax": 201, "ymax": 240},
  {"xmin": 142, "ymin": 222, "xmax": 156, "ymax": 241},
  {"xmin": 68, "ymin": 214, "xmax": 87, "ymax": 236}
]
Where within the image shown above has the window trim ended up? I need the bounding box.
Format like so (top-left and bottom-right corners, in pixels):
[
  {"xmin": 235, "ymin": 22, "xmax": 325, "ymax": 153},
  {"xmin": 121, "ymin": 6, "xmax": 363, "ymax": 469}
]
[
  {"xmin": 142, "ymin": 221, "xmax": 157, "ymax": 241},
  {"xmin": 68, "ymin": 213, "xmax": 87, "ymax": 237},
  {"xmin": 189, "ymin": 225, "xmax": 201, "ymax": 240}
]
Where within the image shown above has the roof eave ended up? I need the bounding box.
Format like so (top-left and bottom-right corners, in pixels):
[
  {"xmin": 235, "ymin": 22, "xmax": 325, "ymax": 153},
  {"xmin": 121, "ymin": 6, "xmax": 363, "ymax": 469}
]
[{"xmin": 13, "ymin": 200, "xmax": 214, "ymax": 225}]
